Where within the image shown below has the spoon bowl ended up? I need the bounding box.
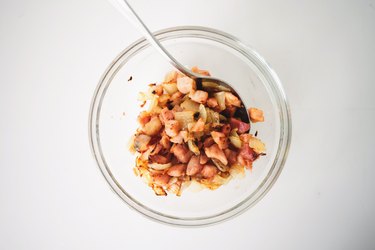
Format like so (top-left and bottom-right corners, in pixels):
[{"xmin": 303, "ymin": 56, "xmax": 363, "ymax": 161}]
[{"xmin": 108, "ymin": 0, "xmax": 250, "ymax": 122}]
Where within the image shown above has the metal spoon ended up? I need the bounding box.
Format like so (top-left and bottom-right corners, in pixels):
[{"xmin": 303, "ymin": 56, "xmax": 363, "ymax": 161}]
[{"xmin": 108, "ymin": 0, "xmax": 250, "ymax": 122}]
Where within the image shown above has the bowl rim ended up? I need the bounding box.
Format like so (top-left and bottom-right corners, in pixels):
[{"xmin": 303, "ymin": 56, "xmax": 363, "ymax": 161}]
[{"xmin": 89, "ymin": 25, "xmax": 292, "ymax": 227}]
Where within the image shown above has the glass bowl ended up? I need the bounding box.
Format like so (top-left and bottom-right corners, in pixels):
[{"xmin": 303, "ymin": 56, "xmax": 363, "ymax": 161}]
[{"xmin": 89, "ymin": 26, "xmax": 291, "ymax": 226}]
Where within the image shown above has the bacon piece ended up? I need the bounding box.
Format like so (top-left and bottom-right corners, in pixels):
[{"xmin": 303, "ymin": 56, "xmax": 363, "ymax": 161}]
[
  {"xmin": 177, "ymin": 76, "xmax": 196, "ymax": 94},
  {"xmin": 171, "ymin": 144, "xmax": 193, "ymax": 163},
  {"xmin": 160, "ymin": 134, "xmax": 171, "ymax": 150},
  {"xmin": 224, "ymin": 148, "xmax": 238, "ymax": 165},
  {"xmin": 159, "ymin": 107, "xmax": 174, "ymax": 124},
  {"xmin": 239, "ymin": 134, "xmax": 251, "ymax": 144},
  {"xmin": 210, "ymin": 131, "xmax": 228, "ymax": 149},
  {"xmin": 200, "ymin": 165, "xmax": 218, "ymax": 178},
  {"xmin": 191, "ymin": 66, "xmax": 210, "ymax": 76},
  {"xmin": 133, "ymin": 134, "xmax": 151, "ymax": 152},
  {"xmin": 237, "ymin": 144, "xmax": 258, "ymax": 169},
  {"xmin": 248, "ymin": 108, "xmax": 264, "ymax": 123},
  {"xmin": 224, "ymin": 92, "xmax": 241, "ymax": 107},
  {"xmin": 191, "ymin": 118, "xmax": 205, "ymax": 132},
  {"xmin": 170, "ymin": 91, "xmax": 184, "ymax": 106},
  {"xmin": 170, "ymin": 131, "xmax": 188, "ymax": 144},
  {"xmin": 186, "ymin": 156, "xmax": 203, "ymax": 176},
  {"xmin": 149, "ymin": 154, "xmax": 169, "ymax": 164},
  {"xmin": 229, "ymin": 118, "xmax": 250, "ymax": 134},
  {"xmin": 221, "ymin": 124, "xmax": 231, "ymax": 136},
  {"xmin": 153, "ymin": 174, "xmax": 170, "ymax": 186},
  {"xmin": 167, "ymin": 164, "xmax": 187, "ymax": 177},
  {"xmin": 239, "ymin": 144, "xmax": 258, "ymax": 162},
  {"xmin": 199, "ymin": 153, "xmax": 209, "ymax": 165},
  {"xmin": 165, "ymin": 120, "xmax": 181, "ymax": 137},
  {"xmin": 142, "ymin": 116, "xmax": 162, "ymax": 136},
  {"xmin": 207, "ymin": 97, "xmax": 219, "ymax": 109},
  {"xmin": 137, "ymin": 111, "xmax": 151, "ymax": 126},
  {"xmin": 189, "ymin": 90, "xmax": 208, "ymax": 104},
  {"xmin": 204, "ymin": 144, "xmax": 228, "ymax": 165},
  {"xmin": 203, "ymin": 136, "xmax": 215, "ymax": 148}
]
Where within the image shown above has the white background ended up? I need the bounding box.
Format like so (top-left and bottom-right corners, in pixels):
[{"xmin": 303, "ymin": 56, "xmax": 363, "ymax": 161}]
[{"xmin": 1, "ymin": 0, "xmax": 374, "ymax": 249}]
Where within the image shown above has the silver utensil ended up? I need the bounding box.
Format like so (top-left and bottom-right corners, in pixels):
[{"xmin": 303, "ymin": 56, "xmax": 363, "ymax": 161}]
[{"xmin": 108, "ymin": 0, "xmax": 250, "ymax": 122}]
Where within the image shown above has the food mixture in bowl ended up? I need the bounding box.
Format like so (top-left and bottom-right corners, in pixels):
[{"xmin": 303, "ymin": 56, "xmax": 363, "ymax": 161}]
[{"xmin": 129, "ymin": 67, "xmax": 266, "ymax": 196}]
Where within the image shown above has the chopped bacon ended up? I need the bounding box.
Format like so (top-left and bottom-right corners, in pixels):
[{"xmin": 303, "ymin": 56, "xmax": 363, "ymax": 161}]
[
  {"xmin": 223, "ymin": 106, "xmax": 237, "ymax": 118},
  {"xmin": 171, "ymin": 144, "xmax": 193, "ymax": 163},
  {"xmin": 239, "ymin": 134, "xmax": 251, "ymax": 144},
  {"xmin": 158, "ymin": 94, "xmax": 170, "ymax": 107},
  {"xmin": 200, "ymin": 165, "xmax": 218, "ymax": 178},
  {"xmin": 224, "ymin": 148, "xmax": 238, "ymax": 165},
  {"xmin": 191, "ymin": 66, "xmax": 211, "ymax": 76},
  {"xmin": 153, "ymin": 174, "xmax": 170, "ymax": 186},
  {"xmin": 230, "ymin": 118, "xmax": 250, "ymax": 134},
  {"xmin": 203, "ymin": 136, "xmax": 215, "ymax": 148},
  {"xmin": 139, "ymin": 145, "xmax": 155, "ymax": 161},
  {"xmin": 177, "ymin": 76, "xmax": 196, "ymax": 94},
  {"xmin": 133, "ymin": 134, "xmax": 151, "ymax": 152},
  {"xmin": 225, "ymin": 92, "xmax": 241, "ymax": 107},
  {"xmin": 159, "ymin": 107, "xmax": 174, "ymax": 124},
  {"xmin": 199, "ymin": 153, "xmax": 209, "ymax": 165},
  {"xmin": 189, "ymin": 90, "xmax": 208, "ymax": 104},
  {"xmin": 167, "ymin": 164, "xmax": 187, "ymax": 177},
  {"xmin": 210, "ymin": 131, "xmax": 228, "ymax": 149},
  {"xmin": 186, "ymin": 156, "xmax": 203, "ymax": 176},
  {"xmin": 165, "ymin": 120, "xmax": 181, "ymax": 137},
  {"xmin": 204, "ymin": 144, "xmax": 228, "ymax": 165},
  {"xmin": 170, "ymin": 131, "xmax": 188, "ymax": 144},
  {"xmin": 137, "ymin": 111, "xmax": 151, "ymax": 126},
  {"xmin": 160, "ymin": 134, "xmax": 171, "ymax": 150},
  {"xmin": 207, "ymin": 97, "xmax": 219, "ymax": 109},
  {"xmin": 248, "ymin": 107, "xmax": 264, "ymax": 123},
  {"xmin": 170, "ymin": 91, "xmax": 183, "ymax": 106},
  {"xmin": 150, "ymin": 143, "xmax": 162, "ymax": 156},
  {"xmin": 240, "ymin": 145, "xmax": 257, "ymax": 161},
  {"xmin": 191, "ymin": 118, "xmax": 205, "ymax": 132},
  {"xmin": 131, "ymin": 67, "xmax": 266, "ymax": 196},
  {"xmin": 142, "ymin": 116, "xmax": 162, "ymax": 136},
  {"xmin": 237, "ymin": 144, "xmax": 257, "ymax": 169},
  {"xmin": 149, "ymin": 154, "xmax": 169, "ymax": 164},
  {"xmin": 221, "ymin": 124, "xmax": 231, "ymax": 136}
]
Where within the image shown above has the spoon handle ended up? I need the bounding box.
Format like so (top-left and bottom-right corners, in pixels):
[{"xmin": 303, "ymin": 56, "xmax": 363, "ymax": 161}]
[{"xmin": 108, "ymin": 0, "xmax": 193, "ymax": 77}]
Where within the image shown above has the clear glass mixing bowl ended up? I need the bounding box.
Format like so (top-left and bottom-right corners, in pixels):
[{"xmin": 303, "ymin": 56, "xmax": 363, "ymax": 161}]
[{"xmin": 89, "ymin": 26, "xmax": 291, "ymax": 226}]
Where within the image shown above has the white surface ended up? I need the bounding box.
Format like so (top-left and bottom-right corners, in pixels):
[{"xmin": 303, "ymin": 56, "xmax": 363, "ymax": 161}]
[{"xmin": 0, "ymin": 0, "xmax": 374, "ymax": 249}]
